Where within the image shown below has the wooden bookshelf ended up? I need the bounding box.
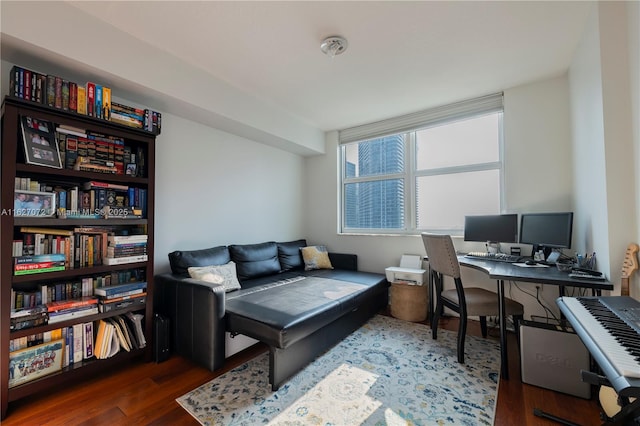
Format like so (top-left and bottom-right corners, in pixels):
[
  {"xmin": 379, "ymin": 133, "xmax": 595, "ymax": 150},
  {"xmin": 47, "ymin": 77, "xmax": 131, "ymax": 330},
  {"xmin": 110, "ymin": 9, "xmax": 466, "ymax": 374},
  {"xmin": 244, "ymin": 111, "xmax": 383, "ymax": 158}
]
[{"xmin": 0, "ymin": 96, "xmax": 156, "ymax": 419}]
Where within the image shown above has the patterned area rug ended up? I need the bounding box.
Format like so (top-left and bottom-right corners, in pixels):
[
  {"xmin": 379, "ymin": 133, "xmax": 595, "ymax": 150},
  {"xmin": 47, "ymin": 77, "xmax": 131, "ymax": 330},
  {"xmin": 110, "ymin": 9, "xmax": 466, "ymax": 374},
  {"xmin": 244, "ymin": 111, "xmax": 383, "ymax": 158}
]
[{"xmin": 177, "ymin": 315, "xmax": 500, "ymax": 425}]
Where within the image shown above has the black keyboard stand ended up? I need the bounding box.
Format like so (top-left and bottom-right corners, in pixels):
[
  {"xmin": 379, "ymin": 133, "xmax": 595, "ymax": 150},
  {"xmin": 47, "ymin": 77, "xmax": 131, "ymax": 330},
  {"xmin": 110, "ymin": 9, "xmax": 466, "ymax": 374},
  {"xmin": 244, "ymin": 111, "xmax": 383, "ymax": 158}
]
[
  {"xmin": 534, "ymin": 371, "xmax": 640, "ymax": 426},
  {"xmin": 533, "ymin": 408, "xmax": 582, "ymax": 426}
]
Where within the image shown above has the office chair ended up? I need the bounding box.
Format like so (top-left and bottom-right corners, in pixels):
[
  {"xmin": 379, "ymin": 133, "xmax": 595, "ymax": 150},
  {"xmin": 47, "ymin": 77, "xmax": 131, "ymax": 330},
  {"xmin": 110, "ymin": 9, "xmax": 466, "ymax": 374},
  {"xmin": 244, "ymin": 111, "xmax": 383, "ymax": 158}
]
[{"xmin": 422, "ymin": 232, "xmax": 524, "ymax": 363}]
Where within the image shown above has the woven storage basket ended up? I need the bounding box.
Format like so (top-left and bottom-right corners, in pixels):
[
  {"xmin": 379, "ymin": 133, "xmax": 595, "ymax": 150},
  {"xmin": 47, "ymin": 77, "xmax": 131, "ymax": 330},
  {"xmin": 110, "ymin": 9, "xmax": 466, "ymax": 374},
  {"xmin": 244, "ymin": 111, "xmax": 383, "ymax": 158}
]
[{"xmin": 390, "ymin": 281, "xmax": 428, "ymax": 322}]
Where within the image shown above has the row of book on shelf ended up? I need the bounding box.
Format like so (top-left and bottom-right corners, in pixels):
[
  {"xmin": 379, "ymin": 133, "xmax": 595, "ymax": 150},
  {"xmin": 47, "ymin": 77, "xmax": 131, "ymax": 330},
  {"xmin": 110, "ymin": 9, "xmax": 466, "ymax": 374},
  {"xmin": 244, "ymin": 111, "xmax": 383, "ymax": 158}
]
[
  {"xmin": 11, "ymin": 267, "xmax": 143, "ymax": 307},
  {"xmin": 10, "ymin": 65, "xmax": 161, "ymax": 134},
  {"xmin": 18, "ymin": 113, "xmax": 147, "ymax": 177},
  {"xmin": 8, "ymin": 312, "xmax": 146, "ymax": 388},
  {"xmin": 10, "ymin": 280, "xmax": 148, "ymax": 331},
  {"xmin": 13, "ymin": 229, "xmax": 148, "ymax": 274},
  {"xmin": 14, "ymin": 179, "xmax": 147, "ymax": 219}
]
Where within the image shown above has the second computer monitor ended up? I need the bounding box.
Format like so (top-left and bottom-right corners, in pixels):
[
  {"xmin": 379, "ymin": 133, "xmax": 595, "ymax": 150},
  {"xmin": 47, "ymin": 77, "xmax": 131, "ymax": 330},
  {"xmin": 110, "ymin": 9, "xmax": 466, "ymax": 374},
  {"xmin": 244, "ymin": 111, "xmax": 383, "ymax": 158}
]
[
  {"xmin": 464, "ymin": 214, "xmax": 518, "ymax": 244},
  {"xmin": 519, "ymin": 212, "xmax": 573, "ymax": 257}
]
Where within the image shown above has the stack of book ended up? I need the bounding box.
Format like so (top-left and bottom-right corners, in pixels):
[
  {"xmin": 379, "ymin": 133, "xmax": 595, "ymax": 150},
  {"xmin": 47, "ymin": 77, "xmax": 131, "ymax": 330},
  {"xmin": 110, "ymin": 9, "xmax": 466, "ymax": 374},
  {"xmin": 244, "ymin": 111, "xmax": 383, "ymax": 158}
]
[
  {"xmin": 15, "ymin": 227, "xmax": 146, "ymax": 269},
  {"xmin": 47, "ymin": 297, "xmax": 99, "ymax": 324},
  {"xmin": 95, "ymin": 281, "xmax": 147, "ymax": 313},
  {"xmin": 105, "ymin": 234, "xmax": 148, "ymax": 265},
  {"xmin": 10, "ymin": 306, "xmax": 48, "ymax": 331},
  {"xmin": 110, "ymin": 102, "xmax": 144, "ymax": 129},
  {"xmin": 14, "ymin": 253, "xmax": 66, "ymax": 275}
]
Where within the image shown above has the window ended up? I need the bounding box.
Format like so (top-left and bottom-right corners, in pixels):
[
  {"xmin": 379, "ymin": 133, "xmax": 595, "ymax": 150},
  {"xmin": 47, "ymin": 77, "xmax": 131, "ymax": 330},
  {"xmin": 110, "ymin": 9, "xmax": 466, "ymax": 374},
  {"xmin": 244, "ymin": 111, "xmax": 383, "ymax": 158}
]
[{"xmin": 339, "ymin": 93, "xmax": 504, "ymax": 234}]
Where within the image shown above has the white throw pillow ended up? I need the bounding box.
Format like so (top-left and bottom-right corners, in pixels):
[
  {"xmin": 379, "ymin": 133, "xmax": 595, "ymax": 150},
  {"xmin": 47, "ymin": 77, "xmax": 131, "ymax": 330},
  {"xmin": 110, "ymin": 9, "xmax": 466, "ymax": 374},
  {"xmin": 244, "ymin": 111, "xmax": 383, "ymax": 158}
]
[{"xmin": 188, "ymin": 261, "xmax": 242, "ymax": 292}]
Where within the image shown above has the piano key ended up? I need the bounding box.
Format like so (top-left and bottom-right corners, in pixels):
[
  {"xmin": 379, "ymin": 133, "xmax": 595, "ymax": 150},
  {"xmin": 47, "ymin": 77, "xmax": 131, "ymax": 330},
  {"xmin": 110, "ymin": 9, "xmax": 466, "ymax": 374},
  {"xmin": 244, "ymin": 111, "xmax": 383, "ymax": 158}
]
[{"xmin": 560, "ymin": 297, "xmax": 640, "ymax": 379}]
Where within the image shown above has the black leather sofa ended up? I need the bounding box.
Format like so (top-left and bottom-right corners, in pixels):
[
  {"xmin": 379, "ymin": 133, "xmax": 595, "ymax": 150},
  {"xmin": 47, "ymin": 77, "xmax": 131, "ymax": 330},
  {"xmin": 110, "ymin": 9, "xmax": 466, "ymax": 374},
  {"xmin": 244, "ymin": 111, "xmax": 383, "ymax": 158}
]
[{"xmin": 154, "ymin": 239, "xmax": 388, "ymax": 390}]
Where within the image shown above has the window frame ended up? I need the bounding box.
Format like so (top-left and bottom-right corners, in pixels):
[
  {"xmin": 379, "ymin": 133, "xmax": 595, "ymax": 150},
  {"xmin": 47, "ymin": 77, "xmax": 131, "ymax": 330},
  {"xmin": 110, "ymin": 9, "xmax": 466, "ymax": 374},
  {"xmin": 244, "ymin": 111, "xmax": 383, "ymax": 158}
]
[{"xmin": 339, "ymin": 108, "xmax": 505, "ymax": 236}]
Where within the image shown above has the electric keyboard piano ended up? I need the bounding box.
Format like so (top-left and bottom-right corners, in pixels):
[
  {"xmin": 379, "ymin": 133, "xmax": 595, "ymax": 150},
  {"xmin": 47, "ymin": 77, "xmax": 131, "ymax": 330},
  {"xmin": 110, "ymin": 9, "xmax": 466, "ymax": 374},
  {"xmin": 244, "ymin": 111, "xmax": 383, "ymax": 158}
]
[{"xmin": 557, "ymin": 296, "xmax": 640, "ymax": 399}]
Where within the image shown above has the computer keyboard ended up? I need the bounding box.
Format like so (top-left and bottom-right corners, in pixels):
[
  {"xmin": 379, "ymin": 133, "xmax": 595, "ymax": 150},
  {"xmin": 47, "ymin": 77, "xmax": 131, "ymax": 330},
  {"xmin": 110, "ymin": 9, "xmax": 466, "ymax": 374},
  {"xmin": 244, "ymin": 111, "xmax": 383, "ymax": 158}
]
[
  {"xmin": 465, "ymin": 252, "xmax": 524, "ymax": 263},
  {"xmin": 568, "ymin": 271, "xmax": 606, "ymax": 280}
]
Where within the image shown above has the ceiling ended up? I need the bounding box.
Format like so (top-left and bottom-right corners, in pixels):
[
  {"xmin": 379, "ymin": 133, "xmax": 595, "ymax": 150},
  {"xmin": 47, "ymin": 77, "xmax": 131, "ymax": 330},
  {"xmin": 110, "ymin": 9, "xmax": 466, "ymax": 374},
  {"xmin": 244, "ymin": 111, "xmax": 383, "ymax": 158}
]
[
  {"xmin": 65, "ymin": 1, "xmax": 594, "ymax": 132},
  {"xmin": 32, "ymin": 2, "xmax": 595, "ymax": 132}
]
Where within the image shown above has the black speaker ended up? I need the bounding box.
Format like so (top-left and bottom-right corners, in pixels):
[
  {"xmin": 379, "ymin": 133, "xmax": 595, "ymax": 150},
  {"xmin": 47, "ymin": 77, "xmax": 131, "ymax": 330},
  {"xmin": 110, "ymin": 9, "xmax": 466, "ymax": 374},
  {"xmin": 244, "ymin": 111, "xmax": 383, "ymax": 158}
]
[{"xmin": 153, "ymin": 313, "xmax": 170, "ymax": 363}]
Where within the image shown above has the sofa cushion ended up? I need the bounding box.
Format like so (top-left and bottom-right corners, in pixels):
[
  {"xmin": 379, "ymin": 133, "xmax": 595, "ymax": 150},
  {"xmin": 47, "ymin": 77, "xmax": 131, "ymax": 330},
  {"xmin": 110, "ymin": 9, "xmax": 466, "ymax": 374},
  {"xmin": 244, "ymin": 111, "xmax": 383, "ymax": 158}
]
[
  {"xmin": 225, "ymin": 274, "xmax": 387, "ymax": 349},
  {"xmin": 168, "ymin": 245, "xmax": 231, "ymax": 277},
  {"xmin": 277, "ymin": 239, "xmax": 307, "ymax": 271},
  {"xmin": 187, "ymin": 261, "xmax": 242, "ymax": 292},
  {"xmin": 301, "ymin": 245, "xmax": 334, "ymax": 271},
  {"xmin": 229, "ymin": 241, "xmax": 281, "ymax": 281}
]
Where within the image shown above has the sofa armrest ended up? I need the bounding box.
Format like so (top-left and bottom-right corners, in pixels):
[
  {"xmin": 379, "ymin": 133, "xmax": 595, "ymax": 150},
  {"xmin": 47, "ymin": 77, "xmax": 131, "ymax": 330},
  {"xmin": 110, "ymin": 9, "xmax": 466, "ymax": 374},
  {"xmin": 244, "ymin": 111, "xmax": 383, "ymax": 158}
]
[
  {"xmin": 328, "ymin": 252, "xmax": 358, "ymax": 271},
  {"xmin": 154, "ymin": 273, "xmax": 226, "ymax": 371}
]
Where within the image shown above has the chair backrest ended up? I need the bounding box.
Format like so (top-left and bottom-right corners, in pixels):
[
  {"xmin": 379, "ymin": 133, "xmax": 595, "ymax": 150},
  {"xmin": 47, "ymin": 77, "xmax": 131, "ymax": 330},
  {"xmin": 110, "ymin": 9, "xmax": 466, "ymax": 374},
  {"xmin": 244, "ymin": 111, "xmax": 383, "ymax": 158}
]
[{"xmin": 421, "ymin": 233, "xmax": 461, "ymax": 279}]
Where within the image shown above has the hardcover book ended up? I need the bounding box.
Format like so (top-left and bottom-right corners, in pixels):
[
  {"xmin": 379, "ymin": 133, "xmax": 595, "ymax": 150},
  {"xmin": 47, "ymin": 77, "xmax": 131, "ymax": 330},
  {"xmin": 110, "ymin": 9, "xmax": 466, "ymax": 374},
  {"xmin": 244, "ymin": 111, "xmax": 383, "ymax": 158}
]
[
  {"xmin": 61, "ymin": 80, "xmax": 69, "ymax": 111},
  {"xmin": 103, "ymin": 254, "xmax": 148, "ymax": 267},
  {"xmin": 84, "ymin": 322, "xmax": 94, "ymax": 358},
  {"xmin": 107, "ymin": 234, "xmax": 148, "ymax": 244},
  {"xmin": 46, "ymin": 75, "xmax": 56, "ymax": 107},
  {"xmin": 54, "ymin": 76, "xmax": 62, "ymax": 109},
  {"xmin": 72, "ymin": 323, "xmax": 83, "ymax": 363},
  {"xmin": 94, "ymin": 281, "xmax": 147, "ymax": 297},
  {"xmin": 77, "ymin": 86, "xmax": 87, "ymax": 115},
  {"xmin": 10, "ymin": 66, "xmax": 21, "ymax": 98},
  {"xmin": 47, "ymin": 306, "xmax": 99, "ymax": 324},
  {"xmin": 46, "ymin": 297, "xmax": 98, "ymax": 313},
  {"xmin": 102, "ymin": 86, "xmax": 111, "ymax": 120},
  {"xmin": 64, "ymin": 137, "xmax": 78, "ymax": 170},
  {"xmin": 35, "ymin": 73, "xmax": 46, "ymax": 103},
  {"xmin": 85, "ymin": 82, "xmax": 95, "ymax": 117},
  {"xmin": 24, "ymin": 69, "xmax": 31, "ymax": 101},
  {"xmin": 107, "ymin": 318, "xmax": 130, "ymax": 352},
  {"xmin": 99, "ymin": 295, "xmax": 146, "ymax": 313},
  {"xmin": 95, "ymin": 84, "xmax": 102, "ymax": 119},
  {"xmin": 69, "ymin": 81, "xmax": 77, "ymax": 112}
]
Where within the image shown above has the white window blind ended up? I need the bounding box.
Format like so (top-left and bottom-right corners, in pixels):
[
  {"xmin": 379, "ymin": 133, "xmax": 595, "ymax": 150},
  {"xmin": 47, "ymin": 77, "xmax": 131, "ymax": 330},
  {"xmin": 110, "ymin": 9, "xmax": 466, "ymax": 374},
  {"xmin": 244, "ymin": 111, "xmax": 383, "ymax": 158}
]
[{"xmin": 338, "ymin": 92, "xmax": 503, "ymax": 144}]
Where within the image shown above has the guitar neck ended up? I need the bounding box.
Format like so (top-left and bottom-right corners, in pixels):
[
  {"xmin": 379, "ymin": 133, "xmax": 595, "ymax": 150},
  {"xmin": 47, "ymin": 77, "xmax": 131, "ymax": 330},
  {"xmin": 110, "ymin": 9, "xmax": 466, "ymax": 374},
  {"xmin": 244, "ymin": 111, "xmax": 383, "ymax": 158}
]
[
  {"xmin": 621, "ymin": 243, "xmax": 639, "ymax": 297},
  {"xmin": 622, "ymin": 277, "xmax": 630, "ymax": 297}
]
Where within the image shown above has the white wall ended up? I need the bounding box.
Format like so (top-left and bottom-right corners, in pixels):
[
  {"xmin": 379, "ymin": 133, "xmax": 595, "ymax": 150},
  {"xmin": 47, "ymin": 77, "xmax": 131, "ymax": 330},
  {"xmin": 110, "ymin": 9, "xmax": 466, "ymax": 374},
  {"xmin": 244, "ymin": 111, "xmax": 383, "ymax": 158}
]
[
  {"xmin": 568, "ymin": 2, "xmax": 638, "ymax": 296},
  {"xmin": 503, "ymin": 75, "xmax": 574, "ymax": 214},
  {"xmin": 304, "ymin": 75, "xmax": 575, "ymax": 320},
  {"xmin": 568, "ymin": 7, "xmax": 609, "ymax": 275},
  {"xmin": 153, "ymin": 113, "xmax": 306, "ymax": 274}
]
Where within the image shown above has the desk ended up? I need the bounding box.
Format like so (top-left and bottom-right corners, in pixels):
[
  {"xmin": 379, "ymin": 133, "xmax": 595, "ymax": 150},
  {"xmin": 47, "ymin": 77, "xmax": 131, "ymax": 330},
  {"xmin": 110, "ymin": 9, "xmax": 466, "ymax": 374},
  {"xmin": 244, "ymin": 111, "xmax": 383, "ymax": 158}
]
[{"xmin": 427, "ymin": 256, "xmax": 613, "ymax": 379}]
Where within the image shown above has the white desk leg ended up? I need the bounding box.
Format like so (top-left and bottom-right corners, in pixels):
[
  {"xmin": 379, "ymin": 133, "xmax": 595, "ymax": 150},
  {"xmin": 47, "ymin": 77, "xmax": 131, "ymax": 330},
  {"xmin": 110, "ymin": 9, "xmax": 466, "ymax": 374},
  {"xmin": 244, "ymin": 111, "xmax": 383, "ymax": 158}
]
[{"xmin": 498, "ymin": 279, "xmax": 509, "ymax": 379}]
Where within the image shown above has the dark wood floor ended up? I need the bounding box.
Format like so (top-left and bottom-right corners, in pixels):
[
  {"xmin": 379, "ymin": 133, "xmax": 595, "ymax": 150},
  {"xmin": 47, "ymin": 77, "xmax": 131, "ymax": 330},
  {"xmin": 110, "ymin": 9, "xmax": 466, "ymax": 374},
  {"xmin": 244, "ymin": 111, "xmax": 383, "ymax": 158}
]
[{"xmin": 2, "ymin": 314, "xmax": 603, "ymax": 425}]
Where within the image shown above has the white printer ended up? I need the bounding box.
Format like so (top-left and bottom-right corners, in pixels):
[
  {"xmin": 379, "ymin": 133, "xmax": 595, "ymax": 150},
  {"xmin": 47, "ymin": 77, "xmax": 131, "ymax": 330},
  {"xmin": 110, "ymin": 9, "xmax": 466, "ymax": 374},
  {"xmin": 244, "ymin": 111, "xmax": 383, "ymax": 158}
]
[{"xmin": 385, "ymin": 254, "xmax": 427, "ymax": 285}]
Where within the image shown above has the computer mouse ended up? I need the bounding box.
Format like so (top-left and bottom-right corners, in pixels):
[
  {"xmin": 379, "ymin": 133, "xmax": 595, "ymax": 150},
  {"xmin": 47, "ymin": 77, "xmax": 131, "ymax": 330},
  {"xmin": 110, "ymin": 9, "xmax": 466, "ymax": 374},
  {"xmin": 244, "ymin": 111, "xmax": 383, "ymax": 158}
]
[{"xmin": 525, "ymin": 260, "xmax": 537, "ymax": 266}]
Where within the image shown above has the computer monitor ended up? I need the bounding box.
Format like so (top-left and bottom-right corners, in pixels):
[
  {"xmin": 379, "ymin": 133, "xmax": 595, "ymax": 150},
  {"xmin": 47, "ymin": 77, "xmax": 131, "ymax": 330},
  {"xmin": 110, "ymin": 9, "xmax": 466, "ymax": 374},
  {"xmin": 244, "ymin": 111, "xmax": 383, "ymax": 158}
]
[
  {"xmin": 519, "ymin": 212, "xmax": 573, "ymax": 258},
  {"xmin": 463, "ymin": 214, "xmax": 518, "ymax": 244}
]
